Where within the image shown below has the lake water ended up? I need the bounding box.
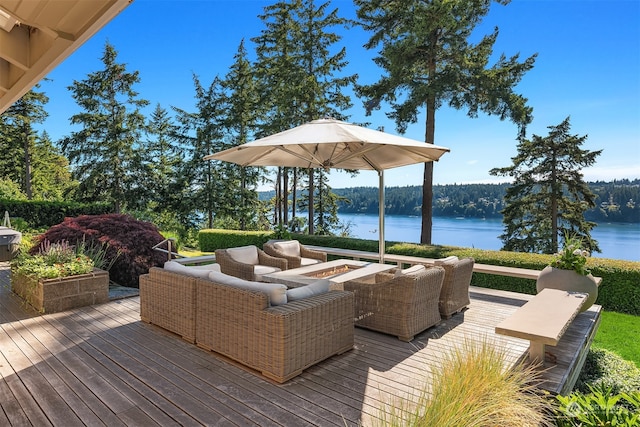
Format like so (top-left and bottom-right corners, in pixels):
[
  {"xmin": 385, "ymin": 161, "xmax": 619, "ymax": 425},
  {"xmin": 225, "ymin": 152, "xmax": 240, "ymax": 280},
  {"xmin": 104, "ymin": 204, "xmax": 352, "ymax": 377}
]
[{"xmin": 337, "ymin": 213, "xmax": 640, "ymax": 262}]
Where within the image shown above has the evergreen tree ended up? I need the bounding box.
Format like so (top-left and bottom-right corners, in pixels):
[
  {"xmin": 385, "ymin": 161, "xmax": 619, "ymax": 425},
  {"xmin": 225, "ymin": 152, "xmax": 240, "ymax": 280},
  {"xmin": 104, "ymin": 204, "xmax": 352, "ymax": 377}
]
[
  {"xmin": 489, "ymin": 117, "xmax": 602, "ymax": 253},
  {"xmin": 252, "ymin": 0, "xmax": 356, "ymax": 234},
  {"xmin": 61, "ymin": 42, "xmax": 149, "ymax": 213},
  {"xmin": 174, "ymin": 75, "xmax": 229, "ymax": 229},
  {"xmin": 355, "ymin": 0, "xmax": 536, "ymax": 244},
  {"xmin": 31, "ymin": 131, "xmax": 76, "ymax": 200},
  {"xmin": 0, "ymin": 88, "xmax": 49, "ymax": 199},
  {"xmin": 140, "ymin": 103, "xmax": 193, "ymax": 229},
  {"xmin": 220, "ymin": 40, "xmax": 265, "ymax": 230}
]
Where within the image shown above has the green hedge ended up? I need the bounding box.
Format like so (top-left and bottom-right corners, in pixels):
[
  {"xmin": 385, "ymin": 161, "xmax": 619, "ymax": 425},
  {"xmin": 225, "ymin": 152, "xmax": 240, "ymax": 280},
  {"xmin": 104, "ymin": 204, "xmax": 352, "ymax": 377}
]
[
  {"xmin": 1, "ymin": 199, "xmax": 112, "ymax": 230},
  {"xmin": 198, "ymin": 229, "xmax": 276, "ymax": 252},
  {"xmin": 201, "ymin": 230, "xmax": 640, "ymax": 316}
]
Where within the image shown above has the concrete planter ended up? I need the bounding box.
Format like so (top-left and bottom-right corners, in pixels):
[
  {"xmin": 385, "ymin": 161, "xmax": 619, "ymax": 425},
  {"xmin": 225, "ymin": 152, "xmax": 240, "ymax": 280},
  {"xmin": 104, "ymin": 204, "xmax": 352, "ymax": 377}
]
[
  {"xmin": 536, "ymin": 266, "xmax": 598, "ymax": 312},
  {"xmin": 11, "ymin": 268, "xmax": 109, "ymax": 313}
]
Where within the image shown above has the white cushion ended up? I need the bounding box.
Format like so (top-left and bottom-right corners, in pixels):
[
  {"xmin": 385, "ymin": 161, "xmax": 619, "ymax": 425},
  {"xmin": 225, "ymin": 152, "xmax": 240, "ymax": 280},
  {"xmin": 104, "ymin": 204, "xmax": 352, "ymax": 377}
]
[
  {"xmin": 286, "ymin": 279, "xmax": 330, "ymax": 302},
  {"xmin": 164, "ymin": 261, "xmax": 220, "ymax": 278},
  {"xmin": 253, "ymin": 265, "xmax": 282, "ymax": 282},
  {"xmin": 434, "ymin": 256, "xmax": 459, "ymax": 266},
  {"xmin": 273, "ymin": 240, "xmax": 301, "ymax": 257},
  {"xmin": 395, "ymin": 264, "xmax": 427, "ymax": 277},
  {"xmin": 300, "ymin": 257, "xmax": 322, "ymax": 266},
  {"xmin": 226, "ymin": 245, "xmax": 260, "ymax": 265},
  {"xmin": 208, "ymin": 270, "xmax": 287, "ymax": 306}
]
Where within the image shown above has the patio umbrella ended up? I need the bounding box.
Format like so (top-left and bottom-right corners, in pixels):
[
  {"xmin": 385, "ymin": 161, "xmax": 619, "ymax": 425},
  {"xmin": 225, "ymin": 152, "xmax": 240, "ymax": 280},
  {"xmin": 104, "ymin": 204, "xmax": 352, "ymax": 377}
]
[{"xmin": 204, "ymin": 118, "xmax": 450, "ymax": 262}]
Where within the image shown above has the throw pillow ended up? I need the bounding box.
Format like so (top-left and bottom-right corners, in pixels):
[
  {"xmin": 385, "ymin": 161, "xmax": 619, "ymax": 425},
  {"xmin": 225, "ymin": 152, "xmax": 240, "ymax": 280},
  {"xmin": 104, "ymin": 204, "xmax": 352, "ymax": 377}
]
[
  {"xmin": 164, "ymin": 260, "xmax": 220, "ymax": 279},
  {"xmin": 273, "ymin": 240, "xmax": 301, "ymax": 257},
  {"xmin": 208, "ymin": 270, "xmax": 287, "ymax": 306},
  {"xmin": 226, "ymin": 245, "xmax": 260, "ymax": 265},
  {"xmin": 286, "ymin": 279, "xmax": 330, "ymax": 302},
  {"xmin": 394, "ymin": 264, "xmax": 427, "ymax": 277},
  {"xmin": 434, "ymin": 256, "xmax": 459, "ymax": 266}
]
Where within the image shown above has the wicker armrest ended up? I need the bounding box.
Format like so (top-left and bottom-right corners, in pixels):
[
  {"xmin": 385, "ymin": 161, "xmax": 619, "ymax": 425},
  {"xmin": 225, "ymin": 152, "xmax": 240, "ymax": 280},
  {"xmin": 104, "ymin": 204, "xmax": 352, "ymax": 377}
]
[
  {"xmin": 215, "ymin": 249, "xmax": 255, "ymax": 281},
  {"xmin": 299, "ymin": 245, "xmax": 327, "ymax": 262},
  {"xmin": 258, "ymin": 248, "xmax": 288, "ymax": 270}
]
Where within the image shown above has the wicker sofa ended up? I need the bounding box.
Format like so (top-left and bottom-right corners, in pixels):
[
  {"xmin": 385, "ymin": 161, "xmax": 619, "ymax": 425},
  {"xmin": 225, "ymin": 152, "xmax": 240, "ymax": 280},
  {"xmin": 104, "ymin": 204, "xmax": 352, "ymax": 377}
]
[
  {"xmin": 343, "ymin": 265, "xmax": 445, "ymax": 341},
  {"xmin": 140, "ymin": 266, "xmax": 354, "ymax": 383}
]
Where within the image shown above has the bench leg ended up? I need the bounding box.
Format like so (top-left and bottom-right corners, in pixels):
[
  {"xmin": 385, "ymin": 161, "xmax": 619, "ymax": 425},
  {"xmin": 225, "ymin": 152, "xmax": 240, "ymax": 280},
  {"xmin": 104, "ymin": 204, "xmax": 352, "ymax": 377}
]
[{"xmin": 529, "ymin": 342, "xmax": 545, "ymax": 364}]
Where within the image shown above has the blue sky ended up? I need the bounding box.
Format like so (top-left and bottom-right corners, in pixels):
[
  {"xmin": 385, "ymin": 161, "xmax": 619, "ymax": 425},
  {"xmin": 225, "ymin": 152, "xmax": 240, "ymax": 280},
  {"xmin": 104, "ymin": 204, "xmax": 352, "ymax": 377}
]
[{"xmin": 37, "ymin": 0, "xmax": 640, "ymax": 189}]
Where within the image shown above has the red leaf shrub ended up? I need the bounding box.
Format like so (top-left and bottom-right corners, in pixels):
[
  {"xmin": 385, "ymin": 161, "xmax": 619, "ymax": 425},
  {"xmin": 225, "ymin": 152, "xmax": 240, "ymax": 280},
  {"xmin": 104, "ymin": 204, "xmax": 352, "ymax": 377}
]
[{"xmin": 31, "ymin": 214, "xmax": 167, "ymax": 288}]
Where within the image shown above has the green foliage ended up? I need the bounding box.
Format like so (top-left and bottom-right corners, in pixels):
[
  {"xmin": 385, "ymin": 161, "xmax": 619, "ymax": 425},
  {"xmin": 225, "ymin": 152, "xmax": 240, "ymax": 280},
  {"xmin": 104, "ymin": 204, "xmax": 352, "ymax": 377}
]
[
  {"xmin": 198, "ymin": 229, "xmax": 275, "ymax": 252},
  {"xmin": 0, "ymin": 198, "xmax": 111, "ymax": 229},
  {"xmin": 490, "ymin": 117, "xmax": 602, "ymax": 254},
  {"xmin": 375, "ymin": 338, "xmax": 553, "ymax": 427},
  {"xmin": 0, "ymin": 178, "xmax": 27, "ymax": 200},
  {"xmin": 12, "ymin": 240, "xmax": 94, "ymax": 280},
  {"xmin": 576, "ymin": 348, "xmax": 640, "ymax": 395},
  {"xmin": 593, "ymin": 312, "xmax": 640, "ymax": 368},
  {"xmin": 551, "ymin": 236, "xmax": 592, "ymax": 275},
  {"xmin": 61, "ymin": 41, "xmax": 149, "ymax": 213},
  {"xmin": 555, "ymin": 384, "xmax": 639, "ymax": 426}
]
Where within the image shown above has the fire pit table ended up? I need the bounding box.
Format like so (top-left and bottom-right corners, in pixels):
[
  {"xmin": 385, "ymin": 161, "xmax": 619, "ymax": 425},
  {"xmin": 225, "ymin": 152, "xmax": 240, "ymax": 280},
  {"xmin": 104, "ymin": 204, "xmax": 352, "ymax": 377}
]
[{"xmin": 262, "ymin": 259, "xmax": 395, "ymax": 289}]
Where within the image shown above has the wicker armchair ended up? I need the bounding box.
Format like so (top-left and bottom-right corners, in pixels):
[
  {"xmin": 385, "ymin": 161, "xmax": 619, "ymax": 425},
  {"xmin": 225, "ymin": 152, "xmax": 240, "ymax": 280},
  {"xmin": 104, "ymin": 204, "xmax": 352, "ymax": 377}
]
[
  {"xmin": 343, "ymin": 265, "xmax": 445, "ymax": 342},
  {"xmin": 215, "ymin": 245, "xmax": 287, "ymax": 281},
  {"xmin": 263, "ymin": 240, "xmax": 327, "ymax": 269},
  {"xmin": 435, "ymin": 257, "xmax": 475, "ymax": 318}
]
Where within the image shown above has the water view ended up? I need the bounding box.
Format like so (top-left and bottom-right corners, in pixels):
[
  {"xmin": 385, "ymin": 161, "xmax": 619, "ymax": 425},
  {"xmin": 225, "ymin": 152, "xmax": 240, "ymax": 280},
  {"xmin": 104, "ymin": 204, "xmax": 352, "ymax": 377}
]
[{"xmin": 338, "ymin": 213, "xmax": 640, "ymax": 262}]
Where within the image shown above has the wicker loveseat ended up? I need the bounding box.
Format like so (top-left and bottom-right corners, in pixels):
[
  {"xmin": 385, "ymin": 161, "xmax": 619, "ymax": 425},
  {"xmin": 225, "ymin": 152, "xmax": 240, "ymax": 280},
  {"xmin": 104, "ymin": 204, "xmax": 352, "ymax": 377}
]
[
  {"xmin": 140, "ymin": 266, "xmax": 354, "ymax": 383},
  {"xmin": 343, "ymin": 265, "xmax": 445, "ymax": 342}
]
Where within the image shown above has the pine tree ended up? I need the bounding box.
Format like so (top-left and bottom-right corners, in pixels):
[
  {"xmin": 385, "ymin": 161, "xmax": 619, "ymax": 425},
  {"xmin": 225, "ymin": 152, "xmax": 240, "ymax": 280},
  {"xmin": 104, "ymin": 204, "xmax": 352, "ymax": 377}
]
[
  {"xmin": 0, "ymin": 88, "xmax": 49, "ymax": 199},
  {"xmin": 31, "ymin": 131, "xmax": 76, "ymax": 200},
  {"xmin": 61, "ymin": 42, "xmax": 148, "ymax": 213},
  {"xmin": 489, "ymin": 117, "xmax": 602, "ymax": 253},
  {"xmin": 174, "ymin": 75, "xmax": 229, "ymax": 229},
  {"xmin": 220, "ymin": 40, "xmax": 265, "ymax": 230},
  {"xmin": 252, "ymin": 0, "xmax": 356, "ymax": 234},
  {"xmin": 355, "ymin": 0, "xmax": 536, "ymax": 244}
]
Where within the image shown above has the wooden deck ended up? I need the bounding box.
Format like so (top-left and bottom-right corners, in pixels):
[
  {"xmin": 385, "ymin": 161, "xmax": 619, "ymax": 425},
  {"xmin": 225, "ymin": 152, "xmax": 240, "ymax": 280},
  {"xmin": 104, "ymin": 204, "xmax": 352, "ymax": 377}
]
[{"xmin": 0, "ymin": 262, "xmax": 601, "ymax": 426}]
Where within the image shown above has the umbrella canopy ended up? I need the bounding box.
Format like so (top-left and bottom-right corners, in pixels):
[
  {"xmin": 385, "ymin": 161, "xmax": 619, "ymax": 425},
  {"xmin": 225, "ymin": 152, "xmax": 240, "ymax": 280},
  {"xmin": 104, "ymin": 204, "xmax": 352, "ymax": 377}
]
[{"xmin": 204, "ymin": 118, "xmax": 450, "ymax": 261}]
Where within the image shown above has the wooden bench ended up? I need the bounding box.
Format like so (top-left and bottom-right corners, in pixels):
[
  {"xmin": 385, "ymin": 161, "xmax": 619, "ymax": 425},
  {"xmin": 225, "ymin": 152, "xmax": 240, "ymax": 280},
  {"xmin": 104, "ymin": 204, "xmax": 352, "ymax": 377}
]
[{"xmin": 494, "ymin": 288, "xmax": 588, "ymax": 364}]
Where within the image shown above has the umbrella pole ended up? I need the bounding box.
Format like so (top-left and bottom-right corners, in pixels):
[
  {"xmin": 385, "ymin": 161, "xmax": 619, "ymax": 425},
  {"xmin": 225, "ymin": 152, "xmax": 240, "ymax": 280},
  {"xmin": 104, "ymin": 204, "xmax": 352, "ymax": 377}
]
[{"xmin": 379, "ymin": 171, "xmax": 385, "ymax": 263}]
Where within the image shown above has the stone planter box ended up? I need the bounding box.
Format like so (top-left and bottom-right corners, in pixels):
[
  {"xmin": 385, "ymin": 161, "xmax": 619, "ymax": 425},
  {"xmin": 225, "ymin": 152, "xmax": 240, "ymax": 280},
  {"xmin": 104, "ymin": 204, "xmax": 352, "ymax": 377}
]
[{"xmin": 12, "ymin": 269, "xmax": 109, "ymax": 313}]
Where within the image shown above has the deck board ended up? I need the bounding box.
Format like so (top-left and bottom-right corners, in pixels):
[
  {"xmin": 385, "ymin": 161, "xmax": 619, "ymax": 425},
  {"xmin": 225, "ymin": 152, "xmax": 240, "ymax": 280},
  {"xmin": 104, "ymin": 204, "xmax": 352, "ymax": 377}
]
[{"xmin": 0, "ymin": 262, "xmax": 600, "ymax": 426}]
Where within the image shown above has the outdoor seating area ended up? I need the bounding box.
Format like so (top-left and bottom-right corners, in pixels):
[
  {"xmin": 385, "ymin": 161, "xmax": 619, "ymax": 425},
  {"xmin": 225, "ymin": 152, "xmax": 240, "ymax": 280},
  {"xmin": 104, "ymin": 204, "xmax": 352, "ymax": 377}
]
[{"xmin": 0, "ymin": 260, "xmax": 602, "ymax": 425}]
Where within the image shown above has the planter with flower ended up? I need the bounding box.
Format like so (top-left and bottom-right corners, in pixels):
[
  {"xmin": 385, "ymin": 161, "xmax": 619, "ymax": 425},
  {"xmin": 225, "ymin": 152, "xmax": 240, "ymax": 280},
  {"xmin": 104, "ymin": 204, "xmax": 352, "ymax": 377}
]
[
  {"xmin": 11, "ymin": 240, "xmax": 110, "ymax": 313},
  {"xmin": 536, "ymin": 237, "xmax": 598, "ymax": 312}
]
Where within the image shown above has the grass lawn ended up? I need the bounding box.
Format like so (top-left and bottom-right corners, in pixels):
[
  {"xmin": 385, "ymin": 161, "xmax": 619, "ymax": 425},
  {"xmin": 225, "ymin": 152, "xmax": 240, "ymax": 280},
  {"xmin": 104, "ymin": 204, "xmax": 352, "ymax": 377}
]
[{"xmin": 592, "ymin": 310, "xmax": 640, "ymax": 368}]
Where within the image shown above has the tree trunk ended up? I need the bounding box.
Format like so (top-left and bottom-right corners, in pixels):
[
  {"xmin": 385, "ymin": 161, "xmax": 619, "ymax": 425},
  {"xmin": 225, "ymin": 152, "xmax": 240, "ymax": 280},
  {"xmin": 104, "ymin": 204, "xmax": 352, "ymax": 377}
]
[
  {"xmin": 283, "ymin": 167, "xmax": 289, "ymax": 225},
  {"xmin": 420, "ymin": 92, "xmax": 436, "ymax": 245},
  {"xmin": 308, "ymin": 168, "xmax": 314, "ymax": 234},
  {"xmin": 21, "ymin": 123, "xmax": 33, "ymax": 200}
]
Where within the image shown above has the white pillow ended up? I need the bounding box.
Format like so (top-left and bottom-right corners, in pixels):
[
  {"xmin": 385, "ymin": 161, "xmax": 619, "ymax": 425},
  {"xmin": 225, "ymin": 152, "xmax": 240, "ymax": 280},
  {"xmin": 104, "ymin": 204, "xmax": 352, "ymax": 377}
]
[
  {"xmin": 395, "ymin": 264, "xmax": 426, "ymax": 277},
  {"xmin": 286, "ymin": 279, "xmax": 330, "ymax": 302},
  {"xmin": 273, "ymin": 240, "xmax": 301, "ymax": 257},
  {"xmin": 226, "ymin": 245, "xmax": 260, "ymax": 265},
  {"xmin": 434, "ymin": 256, "xmax": 459, "ymax": 266},
  {"xmin": 208, "ymin": 270, "xmax": 287, "ymax": 306},
  {"xmin": 164, "ymin": 260, "xmax": 220, "ymax": 278}
]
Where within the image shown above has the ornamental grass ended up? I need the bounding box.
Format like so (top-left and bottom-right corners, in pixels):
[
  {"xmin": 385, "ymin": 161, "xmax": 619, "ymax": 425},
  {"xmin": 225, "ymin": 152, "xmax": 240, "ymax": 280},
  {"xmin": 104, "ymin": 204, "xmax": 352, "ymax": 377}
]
[{"xmin": 375, "ymin": 336, "xmax": 554, "ymax": 427}]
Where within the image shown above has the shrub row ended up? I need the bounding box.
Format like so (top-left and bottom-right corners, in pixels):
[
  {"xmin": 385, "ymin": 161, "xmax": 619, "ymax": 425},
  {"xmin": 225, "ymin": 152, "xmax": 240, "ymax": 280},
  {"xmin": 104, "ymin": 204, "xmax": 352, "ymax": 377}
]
[
  {"xmin": 200, "ymin": 230, "xmax": 640, "ymax": 315},
  {"xmin": 1, "ymin": 199, "xmax": 112, "ymax": 230}
]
